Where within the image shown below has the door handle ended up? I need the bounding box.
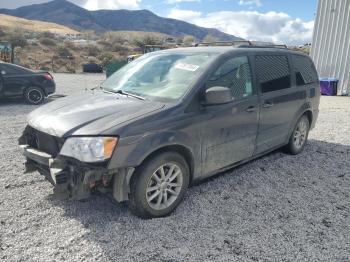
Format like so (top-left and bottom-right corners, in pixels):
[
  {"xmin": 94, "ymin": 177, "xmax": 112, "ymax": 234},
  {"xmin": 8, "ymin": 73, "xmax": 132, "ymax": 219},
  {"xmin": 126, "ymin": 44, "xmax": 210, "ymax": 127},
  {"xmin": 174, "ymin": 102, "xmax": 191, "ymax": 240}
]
[
  {"xmin": 245, "ymin": 106, "xmax": 258, "ymax": 113},
  {"xmin": 262, "ymin": 101, "xmax": 274, "ymax": 108}
]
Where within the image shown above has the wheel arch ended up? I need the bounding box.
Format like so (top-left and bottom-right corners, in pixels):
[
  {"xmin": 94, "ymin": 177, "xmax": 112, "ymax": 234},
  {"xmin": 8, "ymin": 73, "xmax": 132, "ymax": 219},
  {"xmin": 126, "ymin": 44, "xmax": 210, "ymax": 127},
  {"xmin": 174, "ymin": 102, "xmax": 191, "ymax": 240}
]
[
  {"xmin": 287, "ymin": 103, "xmax": 314, "ymax": 140},
  {"xmin": 24, "ymin": 85, "xmax": 45, "ymax": 97},
  {"xmin": 112, "ymin": 143, "xmax": 195, "ymax": 203},
  {"xmin": 303, "ymin": 109, "xmax": 313, "ymax": 127},
  {"xmin": 139, "ymin": 144, "xmax": 195, "ymax": 184}
]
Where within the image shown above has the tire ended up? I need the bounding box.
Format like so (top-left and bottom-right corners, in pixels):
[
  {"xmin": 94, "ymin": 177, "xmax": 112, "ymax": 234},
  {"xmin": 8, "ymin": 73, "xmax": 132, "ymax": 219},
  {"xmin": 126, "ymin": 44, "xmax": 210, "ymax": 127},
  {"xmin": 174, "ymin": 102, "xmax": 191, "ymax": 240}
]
[
  {"xmin": 129, "ymin": 152, "xmax": 190, "ymax": 219},
  {"xmin": 24, "ymin": 87, "xmax": 45, "ymax": 105},
  {"xmin": 285, "ymin": 115, "xmax": 310, "ymax": 155}
]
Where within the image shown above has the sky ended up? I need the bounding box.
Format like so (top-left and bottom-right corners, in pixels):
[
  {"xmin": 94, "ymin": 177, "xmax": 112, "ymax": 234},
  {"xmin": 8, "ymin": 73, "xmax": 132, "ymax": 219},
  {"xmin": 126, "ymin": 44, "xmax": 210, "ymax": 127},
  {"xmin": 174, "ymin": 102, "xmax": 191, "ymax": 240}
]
[{"xmin": 0, "ymin": 0, "xmax": 318, "ymax": 44}]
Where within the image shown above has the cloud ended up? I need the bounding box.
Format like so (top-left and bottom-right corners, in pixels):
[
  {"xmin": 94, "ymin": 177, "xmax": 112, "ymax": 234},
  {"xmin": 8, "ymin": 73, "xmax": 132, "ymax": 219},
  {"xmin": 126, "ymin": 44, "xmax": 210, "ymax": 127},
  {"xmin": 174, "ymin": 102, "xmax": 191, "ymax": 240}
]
[
  {"xmin": 83, "ymin": 0, "xmax": 141, "ymax": 10},
  {"xmin": 168, "ymin": 9, "xmax": 202, "ymax": 21},
  {"xmin": 238, "ymin": 0, "xmax": 262, "ymax": 7},
  {"xmin": 167, "ymin": 0, "xmax": 200, "ymax": 4},
  {"xmin": 168, "ymin": 9, "xmax": 314, "ymax": 44}
]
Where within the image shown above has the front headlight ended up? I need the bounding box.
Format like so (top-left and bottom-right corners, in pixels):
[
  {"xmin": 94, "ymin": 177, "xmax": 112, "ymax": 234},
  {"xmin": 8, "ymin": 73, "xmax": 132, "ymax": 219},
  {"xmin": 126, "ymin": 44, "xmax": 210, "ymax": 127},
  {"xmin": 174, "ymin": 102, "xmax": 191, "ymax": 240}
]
[{"xmin": 60, "ymin": 137, "xmax": 118, "ymax": 163}]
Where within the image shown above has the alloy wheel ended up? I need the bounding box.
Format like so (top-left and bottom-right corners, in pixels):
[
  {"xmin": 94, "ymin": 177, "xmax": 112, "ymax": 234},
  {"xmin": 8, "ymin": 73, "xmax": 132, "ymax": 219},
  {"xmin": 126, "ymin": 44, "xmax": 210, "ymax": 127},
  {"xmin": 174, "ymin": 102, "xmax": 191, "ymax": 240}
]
[
  {"xmin": 28, "ymin": 89, "xmax": 43, "ymax": 104},
  {"xmin": 293, "ymin": 118, "xmax": 308, "ymax": 149},
  {"xmin": 145, "ymin": 163, "xmax": 183, "ymax": 210}
]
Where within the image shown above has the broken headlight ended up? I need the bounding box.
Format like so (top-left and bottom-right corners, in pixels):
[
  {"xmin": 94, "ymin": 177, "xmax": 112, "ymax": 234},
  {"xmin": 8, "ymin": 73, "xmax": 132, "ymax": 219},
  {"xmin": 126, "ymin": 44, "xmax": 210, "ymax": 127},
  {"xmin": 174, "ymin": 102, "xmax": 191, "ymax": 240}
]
[{"xmin": 60, "ymin": 137, "xmax": 118, "ymax": 163}]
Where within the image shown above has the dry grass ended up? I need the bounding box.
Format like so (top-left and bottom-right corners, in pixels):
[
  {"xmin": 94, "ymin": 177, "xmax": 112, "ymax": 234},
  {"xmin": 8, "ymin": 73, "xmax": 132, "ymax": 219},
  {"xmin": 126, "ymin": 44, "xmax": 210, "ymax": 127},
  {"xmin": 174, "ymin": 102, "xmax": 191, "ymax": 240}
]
[{"xmin": 0, "ymin": 14, "xmax": 79, "ymax": 35}]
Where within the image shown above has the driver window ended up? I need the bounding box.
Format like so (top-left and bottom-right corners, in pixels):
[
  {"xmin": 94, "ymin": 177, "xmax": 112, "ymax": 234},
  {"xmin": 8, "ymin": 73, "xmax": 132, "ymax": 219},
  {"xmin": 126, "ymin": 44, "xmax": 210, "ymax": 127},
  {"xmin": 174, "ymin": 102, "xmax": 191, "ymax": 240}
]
[{"xmin": 206, "ymin": 56, "xmax": 253, "ymax": 99}]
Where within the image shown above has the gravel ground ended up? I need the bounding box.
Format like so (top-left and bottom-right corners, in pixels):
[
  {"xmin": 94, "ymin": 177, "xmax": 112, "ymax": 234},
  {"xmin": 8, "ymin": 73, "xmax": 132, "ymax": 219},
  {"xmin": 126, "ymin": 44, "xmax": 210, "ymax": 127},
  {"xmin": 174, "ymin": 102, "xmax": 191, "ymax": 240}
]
[{"xmin": 0, "ymin": 73, "xmax": 349, "ymax": 262}]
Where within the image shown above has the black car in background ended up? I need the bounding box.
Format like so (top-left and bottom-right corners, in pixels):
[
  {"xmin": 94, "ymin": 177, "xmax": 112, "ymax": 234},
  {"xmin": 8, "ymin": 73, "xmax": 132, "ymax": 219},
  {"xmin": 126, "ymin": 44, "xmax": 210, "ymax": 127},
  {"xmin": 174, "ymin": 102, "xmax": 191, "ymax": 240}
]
[
  {"xmin": 0, "ymin": 62, "xmax": 55, "ymax": 104},
  {"xmin": 82, "ymin": 63, "xmax": 103, "ymax": 73}
]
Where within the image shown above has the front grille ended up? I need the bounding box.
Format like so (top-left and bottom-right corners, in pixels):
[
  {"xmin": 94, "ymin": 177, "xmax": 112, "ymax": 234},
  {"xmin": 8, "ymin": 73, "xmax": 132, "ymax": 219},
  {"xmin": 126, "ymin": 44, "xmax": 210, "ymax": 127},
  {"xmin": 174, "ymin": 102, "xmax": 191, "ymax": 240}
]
[{"xmin": 25, "ymin": 126, "xmax": 63, "ymax": 157}]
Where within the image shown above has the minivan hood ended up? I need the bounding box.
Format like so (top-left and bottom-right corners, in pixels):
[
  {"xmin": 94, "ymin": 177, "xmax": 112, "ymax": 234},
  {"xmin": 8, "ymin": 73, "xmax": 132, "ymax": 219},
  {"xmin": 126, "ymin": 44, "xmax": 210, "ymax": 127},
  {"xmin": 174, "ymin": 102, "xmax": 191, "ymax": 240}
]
[{"xmin": 28, "ymin": 91, "xmax": 164, "ymax": 137}]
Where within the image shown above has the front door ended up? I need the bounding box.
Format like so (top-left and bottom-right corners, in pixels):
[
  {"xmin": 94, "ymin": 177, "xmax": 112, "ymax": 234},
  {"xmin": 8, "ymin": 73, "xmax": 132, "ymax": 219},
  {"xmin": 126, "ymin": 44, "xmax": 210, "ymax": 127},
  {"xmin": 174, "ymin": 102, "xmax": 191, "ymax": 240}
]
[{"xmin": 201, "ymin": 55, "xmax": 259, "ymax": 175}]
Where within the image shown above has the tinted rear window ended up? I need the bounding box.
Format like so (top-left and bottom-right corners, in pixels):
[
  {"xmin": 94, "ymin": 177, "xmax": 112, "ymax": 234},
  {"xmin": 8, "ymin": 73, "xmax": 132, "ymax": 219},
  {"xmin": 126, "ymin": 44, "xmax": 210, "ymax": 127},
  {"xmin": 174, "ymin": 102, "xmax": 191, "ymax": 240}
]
[
  {"xmin": 292, "ymin": 55, "xmax": 318, "ymax": 85},
  {"xmin": 256, "ymin": 55, "xmax": 291, "ymax": 93}
]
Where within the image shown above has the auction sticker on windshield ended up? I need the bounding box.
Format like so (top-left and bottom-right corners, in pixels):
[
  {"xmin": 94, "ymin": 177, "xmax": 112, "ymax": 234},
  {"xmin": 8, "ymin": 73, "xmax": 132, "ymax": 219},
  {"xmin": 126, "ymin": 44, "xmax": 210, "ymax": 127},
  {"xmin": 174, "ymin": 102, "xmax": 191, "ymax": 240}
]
[{"xmin": 175, "ymin": 63, "xmax": 200, "ymax": 72}]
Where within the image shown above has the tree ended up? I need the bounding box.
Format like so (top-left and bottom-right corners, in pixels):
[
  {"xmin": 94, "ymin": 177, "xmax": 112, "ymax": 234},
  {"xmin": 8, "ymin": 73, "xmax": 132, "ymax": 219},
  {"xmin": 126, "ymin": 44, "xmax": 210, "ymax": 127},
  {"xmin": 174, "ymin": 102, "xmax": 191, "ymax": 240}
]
[
  {"xmin": 176, "ymin": 37, "xmax": 184, "ymax": 45},
  {"xmin": 203, "ymin": 34, "xmax": 219, "ymax": 43},
  {"xmin": 0, "ymin": 29, "xmax": 5, "ymax": 38},
  {"xmin": 6, "ymin": 29, "xmax": 27, "ymax": 48},
  {"xmin": 183, "ymin": 35, "xmax": 195, "ymax": 46},
  {"xmin": 4, "ymin": 28, "xmax": 27, "ymax": 63},
  {"xmin": 133, "ymin": 34, "xmax": 162, "ymax": 48}
]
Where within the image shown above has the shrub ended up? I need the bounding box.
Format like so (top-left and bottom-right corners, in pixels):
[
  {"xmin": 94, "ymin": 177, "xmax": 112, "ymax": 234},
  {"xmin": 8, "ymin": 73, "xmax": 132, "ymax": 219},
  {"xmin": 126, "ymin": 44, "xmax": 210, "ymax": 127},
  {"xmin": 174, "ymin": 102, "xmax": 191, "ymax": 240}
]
[
  {"xmin": 112, "ymin": 43, "xmax": 129, "ymax": 55},
  {"xmin": 40, "ymin": 37, "xmax": 56, "ymax": 46},
  {"xmin": 40, "ymin": 66, "xmax": 50, "ymax": 71},
  {"xmin": 64, "ymin": 41, "xmax": 78, "ymax": 51},
  {"xmin": 86, "ymin": 45, "xmax": 100, "ymax": 56},
  {"xmin": 40, "ymin": 31, "xmax": 55, "ymax": 39},
  {"xmin": 56, "ymin": 45, "xmax": 72, "ymax": 57},
  {"xmin": 98, "ymin": 52, "xmax": 115, "ymax": 66}
]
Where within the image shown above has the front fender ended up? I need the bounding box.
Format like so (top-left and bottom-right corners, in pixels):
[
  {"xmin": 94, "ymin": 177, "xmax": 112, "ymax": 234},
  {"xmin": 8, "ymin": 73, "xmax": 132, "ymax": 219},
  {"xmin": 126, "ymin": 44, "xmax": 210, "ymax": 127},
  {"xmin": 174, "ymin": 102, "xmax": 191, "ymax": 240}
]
[{"xmin": 107, "ymin": 130, "xmax": 196, "ymax": 170}]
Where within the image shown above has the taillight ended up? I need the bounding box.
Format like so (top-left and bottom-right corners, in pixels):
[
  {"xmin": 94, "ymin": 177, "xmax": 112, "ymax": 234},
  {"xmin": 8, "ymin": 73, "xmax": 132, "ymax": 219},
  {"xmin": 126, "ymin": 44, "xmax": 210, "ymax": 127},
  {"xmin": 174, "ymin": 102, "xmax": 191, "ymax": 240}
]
[{"xmin": 43, "ymin": 73, "xmax": 53, "ymax": 81}]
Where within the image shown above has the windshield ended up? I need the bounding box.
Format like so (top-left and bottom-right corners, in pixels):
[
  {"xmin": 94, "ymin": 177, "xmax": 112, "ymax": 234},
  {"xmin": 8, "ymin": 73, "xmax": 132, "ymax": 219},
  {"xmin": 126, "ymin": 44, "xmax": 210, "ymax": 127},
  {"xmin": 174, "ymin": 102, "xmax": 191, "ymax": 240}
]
[{"xmin": 101, "ymin": 52, "xmax": 217, "ymax": 101}]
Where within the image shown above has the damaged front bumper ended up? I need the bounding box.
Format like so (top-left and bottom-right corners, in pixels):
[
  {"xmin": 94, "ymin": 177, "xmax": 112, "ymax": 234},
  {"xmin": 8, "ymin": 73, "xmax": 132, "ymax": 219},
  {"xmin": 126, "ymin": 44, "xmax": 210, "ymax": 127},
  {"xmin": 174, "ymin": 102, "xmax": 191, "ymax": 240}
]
[{"xmin": 20, "ymin": 145, "xmax": 134, "ymax": 202}]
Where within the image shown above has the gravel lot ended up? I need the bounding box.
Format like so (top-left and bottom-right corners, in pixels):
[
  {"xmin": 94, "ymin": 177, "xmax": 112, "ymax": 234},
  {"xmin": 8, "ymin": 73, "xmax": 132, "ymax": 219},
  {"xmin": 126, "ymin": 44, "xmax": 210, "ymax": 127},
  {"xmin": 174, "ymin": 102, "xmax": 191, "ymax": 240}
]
[{"xmin": 0, "ymin": 73, "xmax": 349, "ymax": 262}]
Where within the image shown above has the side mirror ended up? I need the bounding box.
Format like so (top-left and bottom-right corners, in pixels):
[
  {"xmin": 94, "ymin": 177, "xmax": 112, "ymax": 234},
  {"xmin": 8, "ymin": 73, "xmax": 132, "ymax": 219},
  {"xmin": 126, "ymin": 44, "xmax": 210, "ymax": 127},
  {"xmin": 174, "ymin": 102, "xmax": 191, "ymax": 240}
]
[
  {"xmin": 204, "ymin": 86, "xmax": 233, "ymax": 105},
  {"xmin": 0, "ymin": 70, "xmax": 5, "ymax": 75}
]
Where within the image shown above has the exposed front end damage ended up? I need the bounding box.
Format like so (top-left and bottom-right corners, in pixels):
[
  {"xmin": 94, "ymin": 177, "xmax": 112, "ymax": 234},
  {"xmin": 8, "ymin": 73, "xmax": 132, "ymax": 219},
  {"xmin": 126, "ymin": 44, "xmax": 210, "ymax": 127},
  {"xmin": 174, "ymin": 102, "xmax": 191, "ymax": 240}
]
[{"xmin": 19, "ymin": 126, "xmax": 134, "ymax": 202}]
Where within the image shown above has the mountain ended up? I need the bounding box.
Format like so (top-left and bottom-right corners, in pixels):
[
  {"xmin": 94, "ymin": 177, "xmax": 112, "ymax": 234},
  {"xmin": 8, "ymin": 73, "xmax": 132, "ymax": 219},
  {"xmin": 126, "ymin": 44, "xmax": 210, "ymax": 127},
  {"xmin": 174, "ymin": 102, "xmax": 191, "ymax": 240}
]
[
  {"xmin": 0, "ymin": 14, "xmax": 79, "ymax": 35},
  {"xmin": 0, "ymin": 0, "xmax": 241, "ymax": 41}
]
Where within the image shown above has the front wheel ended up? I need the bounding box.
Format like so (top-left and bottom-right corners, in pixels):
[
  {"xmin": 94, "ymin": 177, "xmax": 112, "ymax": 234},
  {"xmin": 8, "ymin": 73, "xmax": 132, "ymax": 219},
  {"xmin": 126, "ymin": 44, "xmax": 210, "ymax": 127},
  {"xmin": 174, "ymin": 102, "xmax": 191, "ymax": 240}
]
[
  {"xmin": 129, "ymin": 152, "xmax": 190, "ymax": 218},
  {"xmin": 24, "ymin": 87, "xmax": 45, "ymax": 105},
  {"xmin": 285, "ymin": 115, "xmax": 310, "ymax": 155}
]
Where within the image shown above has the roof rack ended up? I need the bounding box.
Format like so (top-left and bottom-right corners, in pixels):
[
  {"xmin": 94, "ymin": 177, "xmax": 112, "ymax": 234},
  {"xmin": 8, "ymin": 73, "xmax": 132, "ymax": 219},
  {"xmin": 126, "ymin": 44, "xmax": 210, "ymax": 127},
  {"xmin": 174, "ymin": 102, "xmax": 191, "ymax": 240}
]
[
  {"xmin": 194, "ymin": 40, "xmax": 288, "ymax": 49},
  {"xmin": 194, "ymin": 40, "xmax": 252, "ymax": 47}
]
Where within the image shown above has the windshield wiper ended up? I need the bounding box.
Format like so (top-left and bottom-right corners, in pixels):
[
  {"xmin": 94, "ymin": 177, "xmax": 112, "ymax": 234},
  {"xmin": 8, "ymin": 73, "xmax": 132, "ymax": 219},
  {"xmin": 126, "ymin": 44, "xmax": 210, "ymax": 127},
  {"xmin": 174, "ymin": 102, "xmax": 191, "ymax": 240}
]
[
  {"xmin": 91, "ymin": 85, "xmax": 102, "ymax": 90},
  {"xmin": 111, "ymin": 89, "xmax": 145, "ymax": 100}
]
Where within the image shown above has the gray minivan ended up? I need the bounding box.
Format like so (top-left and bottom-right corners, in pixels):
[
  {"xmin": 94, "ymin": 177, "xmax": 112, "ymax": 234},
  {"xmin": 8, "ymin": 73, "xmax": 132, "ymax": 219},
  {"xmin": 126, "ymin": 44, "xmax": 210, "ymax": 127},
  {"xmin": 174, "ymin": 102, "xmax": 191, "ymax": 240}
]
[{"xmin": 19, "ymin": 43, "xmax": 320, "ymax": 218}]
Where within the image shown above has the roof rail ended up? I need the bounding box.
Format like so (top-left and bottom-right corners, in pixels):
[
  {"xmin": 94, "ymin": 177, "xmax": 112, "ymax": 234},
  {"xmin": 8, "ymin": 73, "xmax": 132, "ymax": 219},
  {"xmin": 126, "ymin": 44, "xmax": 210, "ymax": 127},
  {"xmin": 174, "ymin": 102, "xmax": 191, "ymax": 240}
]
[
  {"xmin": 194, "ymin": 40, "xmax": 252, "ymax": 47},
  {"xmin": 194, "ymin": 40, "xmax": 288, "ymax": 49},
  {"xmin": 242, "ymin": 41, "xmax": 288, "ymax": 49}
]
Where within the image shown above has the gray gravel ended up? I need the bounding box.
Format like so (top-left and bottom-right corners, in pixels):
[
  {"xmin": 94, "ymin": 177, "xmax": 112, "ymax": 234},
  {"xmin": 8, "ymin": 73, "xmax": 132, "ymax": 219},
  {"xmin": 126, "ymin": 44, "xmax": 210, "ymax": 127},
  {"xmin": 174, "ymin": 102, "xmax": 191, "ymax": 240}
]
[{"xmin": 1, "ymin": 73, "xmax": 350, "ymax": 262}]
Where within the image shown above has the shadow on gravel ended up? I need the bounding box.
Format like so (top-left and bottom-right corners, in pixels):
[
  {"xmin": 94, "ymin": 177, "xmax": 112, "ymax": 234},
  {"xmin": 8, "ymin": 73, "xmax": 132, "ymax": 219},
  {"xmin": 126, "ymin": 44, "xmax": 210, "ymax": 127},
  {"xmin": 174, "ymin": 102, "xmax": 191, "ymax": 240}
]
[{"xmin": 45, "ymin": 139, "xmax": 350, "ymax": 260}]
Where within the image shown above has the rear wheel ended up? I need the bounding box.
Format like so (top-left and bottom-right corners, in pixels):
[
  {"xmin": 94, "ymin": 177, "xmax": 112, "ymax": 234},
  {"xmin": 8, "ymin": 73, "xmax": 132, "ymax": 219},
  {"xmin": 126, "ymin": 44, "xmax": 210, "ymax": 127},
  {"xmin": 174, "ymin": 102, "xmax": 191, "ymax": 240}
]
[
  {"xmin": 129, "ymin": 152, "xmax": 189, "ymax": 218},
  {"xmin": 285, "ymin": 115, "xmax": 310, "ymax": 155},
  {"xmin": 24, "ymin": 87, "xmax": 45, "ymax": 105}
]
